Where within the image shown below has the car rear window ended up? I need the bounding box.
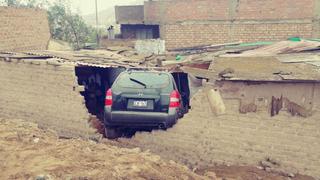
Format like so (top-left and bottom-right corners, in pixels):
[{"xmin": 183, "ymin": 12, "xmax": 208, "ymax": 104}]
[{"xmin": 116, "ymin": 72, "xmax": 170, "ymax": 88}]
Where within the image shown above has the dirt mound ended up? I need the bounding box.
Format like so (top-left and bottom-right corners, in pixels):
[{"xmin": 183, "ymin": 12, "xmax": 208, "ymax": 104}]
[{"xmin": 0, "ymin": 118, "xmax": 211, "ymax": 180}]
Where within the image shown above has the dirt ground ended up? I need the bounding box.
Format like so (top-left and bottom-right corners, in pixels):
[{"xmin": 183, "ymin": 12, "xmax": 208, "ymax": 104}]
[
  {"xmin": 0, "ymin": 118, "xmax": 315, "ymax": 180},
  {"xmin": 196, "ymin": 166, "xmax": 314, "ymax": 180},
  {"xmin": 0, "ymin": 118, "xmax": 209, "ymax": 180}
]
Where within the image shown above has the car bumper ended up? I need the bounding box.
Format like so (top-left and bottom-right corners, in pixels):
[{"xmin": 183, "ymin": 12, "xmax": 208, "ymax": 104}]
[{"xmin": 104, "ymin": 107, "xmax": 178, "ymax": 128}]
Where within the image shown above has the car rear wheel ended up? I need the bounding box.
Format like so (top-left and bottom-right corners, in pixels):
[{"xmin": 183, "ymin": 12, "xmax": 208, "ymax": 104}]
[{"xmin": 104, "ymin": 127, "xmax": 122, "ymax": 139}]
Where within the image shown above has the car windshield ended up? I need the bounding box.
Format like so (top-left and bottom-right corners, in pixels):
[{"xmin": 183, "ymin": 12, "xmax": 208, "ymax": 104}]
[{"xmin": 116, "ymin": 72, "xmax": 170, "ymax": 88}]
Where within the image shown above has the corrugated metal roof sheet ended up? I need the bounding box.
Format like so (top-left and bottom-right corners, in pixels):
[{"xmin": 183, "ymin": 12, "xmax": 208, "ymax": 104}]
[
  {"xmin": 221, "ymin": 40, "xmax": 320, "ymax": 57},
  {"xmin": 0, "ymin": 50, "xmax": 143, "ymax": 68}
]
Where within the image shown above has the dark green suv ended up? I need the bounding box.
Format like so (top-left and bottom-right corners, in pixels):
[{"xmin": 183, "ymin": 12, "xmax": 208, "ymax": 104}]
[{"xmin": 104, "ymin": 70, "xmax": 186, "ymax": 139}]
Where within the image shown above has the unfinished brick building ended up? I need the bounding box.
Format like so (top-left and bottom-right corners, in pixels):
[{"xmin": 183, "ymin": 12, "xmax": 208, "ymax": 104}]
[{"xmin": 115, "ymin": 0, "xmax": 320, "ymax": 49}]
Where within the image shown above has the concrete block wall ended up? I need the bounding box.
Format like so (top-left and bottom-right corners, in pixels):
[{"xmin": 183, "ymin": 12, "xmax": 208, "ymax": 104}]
[
  {"xmin": 0, "ymin": 7, "xmax": 50, "ymax": 52},
  {"xmin": 127, "ymin": 83, "xmax": 320, "ymax": 178},
  {"xmin": 0, "ymin": 58, "xmax": 96, "ymax": 138}
]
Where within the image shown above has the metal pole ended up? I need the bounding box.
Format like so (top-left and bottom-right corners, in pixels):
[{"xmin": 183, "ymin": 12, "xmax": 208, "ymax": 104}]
[{"xmin": 95, "ymin": 0, "xmax": 99, "ymax": 46}]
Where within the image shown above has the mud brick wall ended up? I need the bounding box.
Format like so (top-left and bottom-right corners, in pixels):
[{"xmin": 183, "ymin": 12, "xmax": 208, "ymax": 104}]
[
  {"xmin": 0, "ymin": 7, "xmax": 50, "ymax": 52},
  {"xmin": 127, "ymin": 83, "xmax": 320, "ymax": 178},
  {"xmin": 143, "ymin": 0, "xmax": 320, "ymax": 49},
  {"xmin": 0, "ymin": 58, "xmax": 96, "ymax": 138},
  {"xmin": 217, "ymin": 81, "xmax": 320, "ymax": 114}
]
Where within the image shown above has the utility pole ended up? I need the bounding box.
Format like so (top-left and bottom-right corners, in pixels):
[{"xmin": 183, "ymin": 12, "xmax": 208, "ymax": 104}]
[{"xmin": 95, "ymin": 0, "xmax": 99, "ymax": 46}]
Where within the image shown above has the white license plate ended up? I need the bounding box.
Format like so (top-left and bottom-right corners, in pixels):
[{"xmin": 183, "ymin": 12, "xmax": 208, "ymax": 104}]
[{"xmin": 133, "ymin": 101, "xmax": 148, "ymax": 107}]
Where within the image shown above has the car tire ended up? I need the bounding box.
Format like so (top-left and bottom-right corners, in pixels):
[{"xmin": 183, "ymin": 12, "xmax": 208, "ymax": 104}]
[
  {"xmin": 173, "ymin": 116, "xmax": 178, "ymax": 127},
  {"xmin": 104, "ymin": 127, "xmax": 121, "ymax": 139},
  {"xmin": 160, "ymin": 124, "xmax": 168, "ymax": 130}
]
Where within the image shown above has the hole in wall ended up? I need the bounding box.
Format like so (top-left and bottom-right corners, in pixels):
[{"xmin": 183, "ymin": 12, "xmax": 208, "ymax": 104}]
[{"xmin": 75, "ymin": 67, "xmax": 191, "ymax": 137}]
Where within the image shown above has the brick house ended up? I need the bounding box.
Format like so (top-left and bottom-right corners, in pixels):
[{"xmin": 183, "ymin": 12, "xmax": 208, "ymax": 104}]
[{"xmin": 115, "ymin": 0, "xmax": 320, "ymax": 50}]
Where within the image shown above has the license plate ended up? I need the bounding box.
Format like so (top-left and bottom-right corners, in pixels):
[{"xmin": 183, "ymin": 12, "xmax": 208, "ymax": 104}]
[{"xmin": 133, "ymin": 101, "xmax": 148, "ymax": 107}]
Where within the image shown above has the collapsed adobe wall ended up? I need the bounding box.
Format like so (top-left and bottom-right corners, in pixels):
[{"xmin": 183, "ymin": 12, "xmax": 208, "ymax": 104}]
[
  {"xmin": 144, "ymin": 0, "xmax": 320, "ymax": 49},
  {"xmin": 0, "ymin": 7, "xmax": 50, "ymax": 51},
  {"xmin": 123, "ymin": 83, "xmax": 320, "ymax": 178},
  {"xmin": 0, "ymin": 58, "xmax": 96, "ymax": 138}
]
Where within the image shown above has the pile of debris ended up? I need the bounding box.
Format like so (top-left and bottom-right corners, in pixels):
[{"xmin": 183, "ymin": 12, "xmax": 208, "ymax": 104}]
[
  {"xmin": 166, "ymin": 39, "xmax": 320, "ymax": 80},
  {"xmin": 164, "ymin": 39, "xmax": 320, "ymax": 118},
  {"xmin": 163, "ymin": 39, "xmax": 320, "ymax": 70}
]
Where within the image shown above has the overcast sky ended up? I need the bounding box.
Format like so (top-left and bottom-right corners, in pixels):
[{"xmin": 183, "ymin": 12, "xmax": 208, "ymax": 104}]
[
  {"xmin": 0, "ymin": 0, "xmax": 144, "ymax": 15},
  {"xmin": 70, "ymin": 0, "xmax": 144, "ymax": 15}
]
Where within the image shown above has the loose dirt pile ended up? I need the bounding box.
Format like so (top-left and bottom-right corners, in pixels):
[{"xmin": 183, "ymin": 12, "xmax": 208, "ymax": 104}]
[{"xmin": 0, "ymin": 118, "xmax": 213, "ymax": 180}]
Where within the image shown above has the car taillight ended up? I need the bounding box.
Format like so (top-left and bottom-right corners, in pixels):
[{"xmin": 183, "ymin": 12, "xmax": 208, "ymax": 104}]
[
  {"xmin": 105, "ymin": 89, "xmax": 112, "ymax": 107},
  {"xmin": 169, "ymin": 90, "xmax": 180, "ymax": 108}
]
